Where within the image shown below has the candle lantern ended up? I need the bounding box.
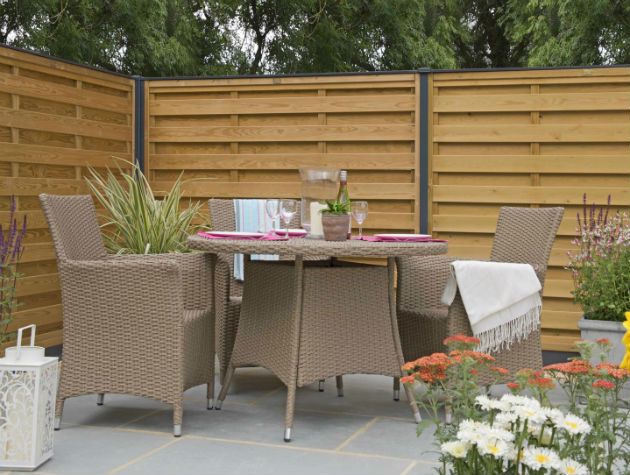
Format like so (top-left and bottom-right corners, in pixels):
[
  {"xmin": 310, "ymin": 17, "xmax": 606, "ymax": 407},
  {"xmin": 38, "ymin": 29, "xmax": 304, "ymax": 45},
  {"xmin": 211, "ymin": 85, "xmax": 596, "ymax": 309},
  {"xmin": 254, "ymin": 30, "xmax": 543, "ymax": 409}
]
[
  {"xmin": 299, "ymin": 168, "xmax": 340, "ymax": 238},
  {"xmin": 0, "ymin": 325, "xmax": 58, "ymax": 471}
]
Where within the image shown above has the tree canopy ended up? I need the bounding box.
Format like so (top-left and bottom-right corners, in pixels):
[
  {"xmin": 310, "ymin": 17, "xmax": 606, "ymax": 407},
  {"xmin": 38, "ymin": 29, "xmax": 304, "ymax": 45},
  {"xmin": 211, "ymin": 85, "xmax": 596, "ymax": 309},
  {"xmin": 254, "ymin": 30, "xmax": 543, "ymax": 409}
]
[{"xmin": 1, "ymin": 0, "xmax": 629, "ymax": 76}]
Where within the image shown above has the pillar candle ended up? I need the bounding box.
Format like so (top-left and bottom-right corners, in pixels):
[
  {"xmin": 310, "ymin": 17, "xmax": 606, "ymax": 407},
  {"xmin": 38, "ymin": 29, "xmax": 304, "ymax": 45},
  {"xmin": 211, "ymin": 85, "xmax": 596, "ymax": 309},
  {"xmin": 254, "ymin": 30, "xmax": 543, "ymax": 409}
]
[{"xmin": 309, "ymin": 202, "xmax": 327, "ymax": 238}]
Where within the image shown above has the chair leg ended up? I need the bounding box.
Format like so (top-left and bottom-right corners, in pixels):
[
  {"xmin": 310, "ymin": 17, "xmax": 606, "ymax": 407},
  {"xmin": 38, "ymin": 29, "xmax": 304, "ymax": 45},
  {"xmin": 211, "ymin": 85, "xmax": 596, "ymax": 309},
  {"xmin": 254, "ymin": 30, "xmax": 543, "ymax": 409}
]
[
  {"xmin": 393, "ymin": 377, "xmax": 400, "ymax": 401},
  {"xmin": 215, "ymin": 364, "xmax": 235, "ymax": 410},
  {"xmin": 403, "ymin": 382, "xmax": 422, "ymax": 423},
  {"xmin": 284, "ymin": 384, "xmax": 297, "ymax": 443},
  {"xmin": 54, "ymin": 398, "xmax": 64, "ymax": 430},
  {"xmin": 96, "ymin": 393, "xmax": 105, "ymax": 406},
  {"xmin": 318, "ymin": 379, "xmax": 325, "ymax": 392},
  {"xmin": 335, "ymin": 376, "xmax": 344, "ymax": 397},
  {"xmin": 207, "ymin": 380, "xmax": 214, "ymax": 410},
  {"xmin": 173, "ymin": 401, "xmax": 183, "ymax": 437}
]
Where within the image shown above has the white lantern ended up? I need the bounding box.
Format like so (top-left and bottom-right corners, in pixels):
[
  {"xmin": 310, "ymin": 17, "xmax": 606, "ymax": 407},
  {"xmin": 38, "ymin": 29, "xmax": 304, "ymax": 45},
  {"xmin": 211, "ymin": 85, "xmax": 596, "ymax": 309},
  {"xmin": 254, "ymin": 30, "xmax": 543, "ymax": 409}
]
[{"xmin": 0, "ymin": 325, "xmax": 58, "ymax": 471}]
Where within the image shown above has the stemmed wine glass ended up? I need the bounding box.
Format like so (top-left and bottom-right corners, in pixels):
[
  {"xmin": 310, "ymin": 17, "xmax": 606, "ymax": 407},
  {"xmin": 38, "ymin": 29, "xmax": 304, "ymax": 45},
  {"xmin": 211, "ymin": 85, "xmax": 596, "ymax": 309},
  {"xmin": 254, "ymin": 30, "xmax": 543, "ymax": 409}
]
[
  {"xmin": 351, "ymin": 201, "xmax": 368, "ymax": 239},
  {"xmin": 265, "ymin": 199, "xmax": 280, "ymax": 233},
  {"xmin": 279, "ymin": 199, "xmax": 298, "ymax": 238}
]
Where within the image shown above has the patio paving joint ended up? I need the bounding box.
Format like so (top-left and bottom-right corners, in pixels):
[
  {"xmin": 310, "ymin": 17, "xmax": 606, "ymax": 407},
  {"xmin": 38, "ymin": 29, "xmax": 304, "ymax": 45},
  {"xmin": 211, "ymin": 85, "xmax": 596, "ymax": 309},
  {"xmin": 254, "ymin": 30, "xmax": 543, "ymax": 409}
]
[
  {"xmin": 334, "ymin": 417, "xmax": 380, "ymax": 451},
  {"xmin": 107, "ymin": 437, "xmax": 183, "ymax": 474}
]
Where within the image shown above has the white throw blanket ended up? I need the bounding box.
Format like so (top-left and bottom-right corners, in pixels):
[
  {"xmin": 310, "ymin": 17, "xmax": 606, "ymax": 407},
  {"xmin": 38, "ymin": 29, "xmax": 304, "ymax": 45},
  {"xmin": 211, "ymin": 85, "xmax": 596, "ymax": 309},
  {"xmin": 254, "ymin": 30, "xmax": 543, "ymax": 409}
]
[
  {"xmin": 233, "ymin": 199, "xmax": 279, "ymax": 281},
  {"xmin": 441, "ymin": 261, "xmax": 542, "ymax": 353}
]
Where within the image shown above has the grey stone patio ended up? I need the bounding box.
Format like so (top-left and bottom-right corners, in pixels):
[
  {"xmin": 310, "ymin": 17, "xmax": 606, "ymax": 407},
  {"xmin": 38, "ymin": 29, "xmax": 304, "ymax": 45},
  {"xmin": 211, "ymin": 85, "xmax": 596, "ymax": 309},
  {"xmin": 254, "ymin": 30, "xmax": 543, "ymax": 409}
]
[{"xmin": 18, "ymin": 368, "xmax": 444, "ymax": 475}]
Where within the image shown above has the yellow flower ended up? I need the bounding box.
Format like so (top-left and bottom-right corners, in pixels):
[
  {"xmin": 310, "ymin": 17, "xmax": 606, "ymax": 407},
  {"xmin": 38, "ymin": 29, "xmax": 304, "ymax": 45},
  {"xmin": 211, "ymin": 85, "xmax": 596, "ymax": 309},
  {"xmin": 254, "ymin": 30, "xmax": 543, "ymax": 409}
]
[{"xmin": 621, "ymin": 312, "xmax": 630, "ymax": 371}]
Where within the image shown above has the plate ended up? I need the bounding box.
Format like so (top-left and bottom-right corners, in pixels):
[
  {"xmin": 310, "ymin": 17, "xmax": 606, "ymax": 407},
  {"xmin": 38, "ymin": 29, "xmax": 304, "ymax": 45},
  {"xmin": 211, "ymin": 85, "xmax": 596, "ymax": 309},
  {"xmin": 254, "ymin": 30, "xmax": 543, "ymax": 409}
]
[
  {"xmin": 207, "ymin": 231, "xmax": 265, "ymax": 238},
  {"xmin": 273, "ymin": 228, "xmax": 308, "ymax": 237},
  {"xmin": 374, "ymin": 234, "xmax": 432, "ymax": 240}
]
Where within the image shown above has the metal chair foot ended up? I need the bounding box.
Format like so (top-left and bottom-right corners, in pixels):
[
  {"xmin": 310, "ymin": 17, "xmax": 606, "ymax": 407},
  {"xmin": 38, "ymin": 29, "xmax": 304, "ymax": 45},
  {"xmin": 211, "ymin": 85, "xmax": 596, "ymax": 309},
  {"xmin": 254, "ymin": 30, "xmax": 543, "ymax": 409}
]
[
  {"xmin": 215, "ymin": 400, "xmax": 223, "ymax": 410},
  {"xmin": 284, "ymin": 427, "xmax": 292, "ymax": 442},
  {"xmin": 207, "ymin": 398, "xmax": 214, "ymax": 410},
  {"xmin": 96, "ymin": 394, "xmax": 105, "ymax": 406},
  {"xmin": 54, "ymin": 417, "xmax": 61, "ymax": 430},
  {"xmin": 318, "ymin": 380, "xmax": 324, "ymax": 392},
  {"xmin": 337, "ymin": 387, "xmax": 344, "ymax": 397},
  {"xmin": 414, "ymin": 411, "xmax": 422, "ymax": 424},
  {"xmin": 173, "ymin": 424, "xmax": 182, "ymax": 437},
  {"xmin": 393, "ymin": 389, "xmax": 400, "ymax": 401}
]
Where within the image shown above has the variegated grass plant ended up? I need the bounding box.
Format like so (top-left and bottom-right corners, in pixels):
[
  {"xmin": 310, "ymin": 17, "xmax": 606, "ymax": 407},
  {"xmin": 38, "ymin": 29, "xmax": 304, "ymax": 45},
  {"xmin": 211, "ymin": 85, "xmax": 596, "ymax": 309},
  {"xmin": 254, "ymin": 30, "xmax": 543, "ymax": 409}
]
[{"xmin": 85, "ymin": 160, "xmax": 204, "ymax": 254}]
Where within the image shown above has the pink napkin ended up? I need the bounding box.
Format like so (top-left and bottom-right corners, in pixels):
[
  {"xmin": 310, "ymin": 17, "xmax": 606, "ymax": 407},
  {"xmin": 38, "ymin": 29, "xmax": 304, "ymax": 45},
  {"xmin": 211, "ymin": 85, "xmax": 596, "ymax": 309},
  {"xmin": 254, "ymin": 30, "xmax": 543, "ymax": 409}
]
[
  {"xmin": 352, "ymin": 236, "xmax": 447, "ymax": 243},
  {"xmin": 197, "ymin": 231, "xmax": 288, "ymax": 241}
]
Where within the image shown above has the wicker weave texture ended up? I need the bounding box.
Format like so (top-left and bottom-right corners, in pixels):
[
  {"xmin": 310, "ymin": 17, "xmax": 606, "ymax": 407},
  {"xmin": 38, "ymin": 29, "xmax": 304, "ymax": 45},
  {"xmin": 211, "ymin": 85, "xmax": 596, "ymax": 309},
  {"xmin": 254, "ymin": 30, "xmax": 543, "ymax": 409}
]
[
  {"xmin": 396, "ymin": 207, "xmax": 564, "ymax": 378},
  {"xmin": 40, "ymin": 194, "xmax": 215, "ymax": 433}
]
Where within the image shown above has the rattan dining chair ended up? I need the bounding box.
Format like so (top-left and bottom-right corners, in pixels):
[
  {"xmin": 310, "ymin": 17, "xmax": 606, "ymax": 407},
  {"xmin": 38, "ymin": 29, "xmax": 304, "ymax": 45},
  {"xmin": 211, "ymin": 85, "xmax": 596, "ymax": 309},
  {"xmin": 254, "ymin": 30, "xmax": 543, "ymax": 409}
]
[
  {"xmin": 207, "ymin": 199, "xmax": 342, "ymax": 394},
  {"xmin": 395, "ymin": 206, "xmax": 564, "ymax": 395},
  {"xmin": 40, "ymin": 194, "xmax": 215, "ymax": 437}
]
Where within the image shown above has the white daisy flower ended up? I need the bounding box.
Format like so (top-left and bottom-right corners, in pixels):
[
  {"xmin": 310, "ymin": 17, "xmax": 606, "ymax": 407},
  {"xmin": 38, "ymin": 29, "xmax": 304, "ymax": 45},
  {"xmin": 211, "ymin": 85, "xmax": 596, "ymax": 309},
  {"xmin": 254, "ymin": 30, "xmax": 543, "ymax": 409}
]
[
  {"xmin": 522, "ymin": 447, "xmax": 561, "ymax": 471},
  {"xmin": 486, "ymin": 425, "xmax": 515, "ymax": 442},
  {"xmin": 475, "ymin": 395, "xmax": 509, "ymax": 412},
  {"xmin": 514, "ymin": 405, "xmax": 547, "ymax": 425},
  {"xmin": 477, "ymin": 437, "xmax": 513, "ymax": 459},
  {"xmin": 540, "ymin": 407, "xmax": 564, "ymax": 425},
  {"xmin": 441, "ymin": 440, "xmax": 470, "ymax": 459},
  {"xmin": 457, "ymin": 429, "xmax": 485, "ymax": 445},
  {"xmin": 557, "ymin": 414, "xmax": 591, "ymax": 435},
  {"xmin": 495, "ymin": 411, "xmax": 519, "ymax": 428},
  {"xmin": 558, "ymin": 458, "xmax": 588, "ymax": 475},
  {"xmin": 500, "ymin": 394, "xmax": 540, "ymax": 410}
]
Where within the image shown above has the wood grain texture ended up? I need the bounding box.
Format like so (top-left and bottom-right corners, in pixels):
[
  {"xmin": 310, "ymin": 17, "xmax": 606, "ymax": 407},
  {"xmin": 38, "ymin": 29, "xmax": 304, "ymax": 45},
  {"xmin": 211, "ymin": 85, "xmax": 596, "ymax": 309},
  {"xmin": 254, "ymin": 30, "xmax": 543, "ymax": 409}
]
[
  {"xmin": 430, "ymin": 67, "xmax": 630, "ymax": 349},
  {"xmin": 146, "ymin": 74, "xmax": 420, "ymax": 236},
  {"xmin": 0, "ymin": 45, "xmax": 133, "ymax": 348}
]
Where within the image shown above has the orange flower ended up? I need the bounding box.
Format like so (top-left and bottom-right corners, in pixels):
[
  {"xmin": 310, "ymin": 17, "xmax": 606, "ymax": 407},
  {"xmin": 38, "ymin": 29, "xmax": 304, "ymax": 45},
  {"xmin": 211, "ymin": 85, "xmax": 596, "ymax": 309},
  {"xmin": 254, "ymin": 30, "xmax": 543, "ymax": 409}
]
[
  {"xmin": 400, "ymin": 375, "xmax": 415, "ymax": 385},
  {"xmin": 596, "ymin": 338, "xmax": 612, "ymax": 346},
  {"xmin": 528, "ymin": 376, "xmax": 555, "ymax": 390},
  {"xmin": 544, "ymin": 360, "xmax": 591, "ymax": 375},
  {"xmin": 595, "ymin": 363, "xmax": 630, "ymax": 380},
  {"xmin": 490, "ymin": 366, "xmax": 509, "ymax": 375},
  {"xmin": 593, "ymin": 379, "xmax": 615, "ymax": 390},
  {"xmin": 507, "ymin": 382, "xmax": 520, "ymax": 391}
]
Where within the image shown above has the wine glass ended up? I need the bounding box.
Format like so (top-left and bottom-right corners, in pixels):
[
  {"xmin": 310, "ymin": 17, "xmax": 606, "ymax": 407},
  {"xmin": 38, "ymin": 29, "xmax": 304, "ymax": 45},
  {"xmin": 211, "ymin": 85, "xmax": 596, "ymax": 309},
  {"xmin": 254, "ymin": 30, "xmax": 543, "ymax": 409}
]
[
  {"xmin": 351, "ymin": 201, "xmax": 368, "ymax": 239},
  {"xmin": 279, "ymin": 199, "xmax": 298, "ymax": 238},
  {"xmin": 265, "ymin": 199, "xmax": 280, "ymax": 232}
]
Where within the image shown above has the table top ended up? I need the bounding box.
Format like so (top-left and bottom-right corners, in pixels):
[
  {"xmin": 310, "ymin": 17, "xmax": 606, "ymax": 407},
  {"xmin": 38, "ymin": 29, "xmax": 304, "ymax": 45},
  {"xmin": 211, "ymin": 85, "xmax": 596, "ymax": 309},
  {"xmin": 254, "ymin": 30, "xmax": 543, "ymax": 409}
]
[{"xmin": 187, "ymin": 235, "xmax": 448, "ymax": 258}]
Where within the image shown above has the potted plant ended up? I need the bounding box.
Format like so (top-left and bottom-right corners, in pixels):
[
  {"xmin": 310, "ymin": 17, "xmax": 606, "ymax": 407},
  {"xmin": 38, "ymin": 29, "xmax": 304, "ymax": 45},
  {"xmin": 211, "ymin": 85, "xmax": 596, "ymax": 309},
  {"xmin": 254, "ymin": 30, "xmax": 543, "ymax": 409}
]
[
  {"xmin": 84, "ymin": 160, "xmax": 204, "ymax": 254},
  {"xmin": 320, "ymin": 200, "xmax": 351, "ymax": 241},
  {"xmin": 569, "ymin": 195, "xmax": 630, "ymax": 364}
]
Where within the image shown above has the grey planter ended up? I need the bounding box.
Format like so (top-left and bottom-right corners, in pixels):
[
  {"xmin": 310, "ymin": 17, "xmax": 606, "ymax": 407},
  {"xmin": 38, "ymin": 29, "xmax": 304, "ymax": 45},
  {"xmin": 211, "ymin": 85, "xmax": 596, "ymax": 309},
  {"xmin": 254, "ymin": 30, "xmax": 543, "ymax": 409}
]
[{"xmin": 578, "ymin": 318, "xmax": 626, "ymax": 364}]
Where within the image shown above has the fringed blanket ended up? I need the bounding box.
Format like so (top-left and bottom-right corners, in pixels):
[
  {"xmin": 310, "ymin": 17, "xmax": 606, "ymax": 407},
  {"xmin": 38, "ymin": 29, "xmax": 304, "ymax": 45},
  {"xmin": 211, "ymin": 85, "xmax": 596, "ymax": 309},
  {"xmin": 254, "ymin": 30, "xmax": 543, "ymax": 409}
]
[{"xmin": 441, "ymin": 261, "xmax": 542, "ymax": 353}]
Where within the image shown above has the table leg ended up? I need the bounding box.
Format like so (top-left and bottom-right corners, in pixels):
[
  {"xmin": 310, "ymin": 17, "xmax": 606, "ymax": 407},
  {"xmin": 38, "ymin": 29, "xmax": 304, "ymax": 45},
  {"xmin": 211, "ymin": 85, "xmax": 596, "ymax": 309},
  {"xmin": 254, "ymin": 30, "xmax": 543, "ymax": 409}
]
[{"xmin": 387, "ymin": 257, "xmax": 422, "ymax": 423}]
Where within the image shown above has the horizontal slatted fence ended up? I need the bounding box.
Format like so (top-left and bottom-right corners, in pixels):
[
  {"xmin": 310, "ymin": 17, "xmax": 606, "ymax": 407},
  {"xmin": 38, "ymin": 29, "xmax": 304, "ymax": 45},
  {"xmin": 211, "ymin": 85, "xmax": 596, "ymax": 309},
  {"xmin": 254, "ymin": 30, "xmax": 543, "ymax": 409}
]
[
  {"xmin": 429, "ymin": 67, "xmax": 630, "ymax": 351},
  {"xmin": 145, "ymin": 74, "xmax": 421, "ymax": 235},
  {"xmin": 0, "ymin": 46, "xmax": 134, "ymax": 349}
]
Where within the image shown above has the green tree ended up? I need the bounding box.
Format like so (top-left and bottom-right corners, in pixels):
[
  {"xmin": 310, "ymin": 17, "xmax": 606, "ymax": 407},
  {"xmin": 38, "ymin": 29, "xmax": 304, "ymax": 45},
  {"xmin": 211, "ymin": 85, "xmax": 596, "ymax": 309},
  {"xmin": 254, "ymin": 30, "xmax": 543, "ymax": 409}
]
[{"xmin": 504, "ymin": 0, "xmax": 630, "ymax": 66}]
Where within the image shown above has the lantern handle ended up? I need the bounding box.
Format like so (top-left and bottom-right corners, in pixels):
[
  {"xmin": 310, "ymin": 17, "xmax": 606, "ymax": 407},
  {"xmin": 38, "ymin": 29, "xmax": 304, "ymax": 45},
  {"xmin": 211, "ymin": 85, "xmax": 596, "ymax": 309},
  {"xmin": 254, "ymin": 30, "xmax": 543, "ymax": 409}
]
[{"xmin": 16, "ymin": 324, "xmax": 36, "ymax": 360}]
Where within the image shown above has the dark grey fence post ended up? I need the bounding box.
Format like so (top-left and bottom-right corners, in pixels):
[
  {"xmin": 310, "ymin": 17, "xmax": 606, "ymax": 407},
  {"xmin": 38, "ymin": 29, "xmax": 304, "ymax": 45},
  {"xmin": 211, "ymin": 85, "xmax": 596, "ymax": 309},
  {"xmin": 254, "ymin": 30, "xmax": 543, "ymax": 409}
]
[
  {"xmin": 418, "ymin": 68, "xmax": 430, "ymax": 234},
  {"xmin": 133, "ymin": 76, "xmax": 145, "ymax": 173}
]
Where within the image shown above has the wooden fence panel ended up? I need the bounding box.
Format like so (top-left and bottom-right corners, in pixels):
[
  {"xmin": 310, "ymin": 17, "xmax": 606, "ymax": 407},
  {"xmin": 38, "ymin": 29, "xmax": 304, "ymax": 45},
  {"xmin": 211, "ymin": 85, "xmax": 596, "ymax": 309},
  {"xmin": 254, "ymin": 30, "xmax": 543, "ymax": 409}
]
[
  {"xmin": 145, "ymin": 74, "xmax": 421, "ymax": 235},
  {"xmin": 0, "ymin": 46, "xmax": 134, "ymax": 349},
  {"xmin": 430, "ymin": 67, "xmax": 630, "ymax": 351}
]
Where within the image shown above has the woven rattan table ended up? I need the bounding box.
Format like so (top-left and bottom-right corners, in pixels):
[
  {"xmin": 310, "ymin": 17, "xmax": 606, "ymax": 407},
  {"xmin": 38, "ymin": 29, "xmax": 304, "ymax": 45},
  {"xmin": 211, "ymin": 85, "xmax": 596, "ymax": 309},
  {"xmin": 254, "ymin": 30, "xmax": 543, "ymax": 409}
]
[{"xmin": 187, "ymin": 236, "xmax": 448, "ymax": 442}]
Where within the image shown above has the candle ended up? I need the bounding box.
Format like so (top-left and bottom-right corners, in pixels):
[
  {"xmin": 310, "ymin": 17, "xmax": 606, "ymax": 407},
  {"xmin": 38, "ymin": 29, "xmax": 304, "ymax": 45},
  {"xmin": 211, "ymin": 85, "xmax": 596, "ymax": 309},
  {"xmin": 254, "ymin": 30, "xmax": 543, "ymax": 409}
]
[{"xmin": 309, "ymin": 202, "xmax": 327, "ymax": 238}]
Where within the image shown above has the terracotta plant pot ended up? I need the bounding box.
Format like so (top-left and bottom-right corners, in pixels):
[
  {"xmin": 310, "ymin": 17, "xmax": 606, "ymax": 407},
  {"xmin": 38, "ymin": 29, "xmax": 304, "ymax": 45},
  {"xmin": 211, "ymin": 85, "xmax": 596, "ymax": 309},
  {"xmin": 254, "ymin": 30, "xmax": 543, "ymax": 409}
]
[{"xmin": 321, "ymin": 213, "xmax": 350, "ymax": 241}]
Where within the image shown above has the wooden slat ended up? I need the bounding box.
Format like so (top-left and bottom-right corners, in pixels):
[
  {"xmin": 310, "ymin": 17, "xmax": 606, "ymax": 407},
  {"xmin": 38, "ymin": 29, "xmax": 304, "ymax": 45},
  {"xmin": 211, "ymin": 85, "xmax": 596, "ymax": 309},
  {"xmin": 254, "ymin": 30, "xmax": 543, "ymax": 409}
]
[
  {"xmin": 149, "ymin": 152, "xmax": 415, "ymax": 170},
  {"xmin": 150, "ymin": 94, "xmax": 415, "ymax": 115},
  {"xmin": 434, "ymin": 124, "xmax": 630, "ymax": 143},
  {"xmin": 433, "ymin": 155, "xmax": 630, "ymax": 174},
  {"xmin": 433, "ymin": 186, "xmax": 629, "ymax": 205},
  {"xmin": 0, "ymin": 106, "xmax": 131, "ymax": 141},
  {"xmin": 0, "ymin": 177, "xmax": 86, "ymax": 196},
  {"xmin": 434, "ymin": 92, "xmax": 630, "ymax": 112},
  {"xmin": 155, "ymin": 181, "xmax": 416, "ymax": 200},
  {"xmin": 0, "ymin": 70, "xmax": 132, "ymax": 113},
  {"xmin": 0, "ymin": 142, "xmax": 131, "ymax": 168},
  {"xmin": 150, "ymin": 124, "xmax": 414, "ymax": 142}
]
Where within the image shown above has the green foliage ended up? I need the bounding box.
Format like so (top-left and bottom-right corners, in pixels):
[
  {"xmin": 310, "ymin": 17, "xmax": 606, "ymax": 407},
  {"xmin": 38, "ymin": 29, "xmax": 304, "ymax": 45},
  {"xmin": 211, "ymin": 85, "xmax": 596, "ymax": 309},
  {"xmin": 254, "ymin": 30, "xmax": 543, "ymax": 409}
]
[
  {"xmin": 573, "ymin": 245, "xmax": 630, "ymax": 322},
  {"xmin": 322, "ymin": 199, "xmax": 351, "ymax": 215},
  {"xmin": 84, "ymin": 160, "xmax": 204, "ymax": 254},
  {"xmin": 2, "ymin": 0, "xmax": 629, "ymax": 74}
]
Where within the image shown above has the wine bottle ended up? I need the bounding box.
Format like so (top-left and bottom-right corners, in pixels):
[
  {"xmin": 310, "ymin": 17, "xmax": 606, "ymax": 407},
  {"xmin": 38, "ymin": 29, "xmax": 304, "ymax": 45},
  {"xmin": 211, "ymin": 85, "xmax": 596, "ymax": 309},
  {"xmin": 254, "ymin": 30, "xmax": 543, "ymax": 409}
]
[{"xmin": 336, "ymin": 170, "xmax": 352, "ymax": 238}]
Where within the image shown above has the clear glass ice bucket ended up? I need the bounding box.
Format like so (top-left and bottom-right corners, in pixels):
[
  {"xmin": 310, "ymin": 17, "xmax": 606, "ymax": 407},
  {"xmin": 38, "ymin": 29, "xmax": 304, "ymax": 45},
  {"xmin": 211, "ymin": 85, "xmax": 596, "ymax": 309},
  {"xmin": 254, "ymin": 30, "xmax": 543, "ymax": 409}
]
[{"xmin": 299, "ymin": 168, "xmax": 340, "ymax": 236}]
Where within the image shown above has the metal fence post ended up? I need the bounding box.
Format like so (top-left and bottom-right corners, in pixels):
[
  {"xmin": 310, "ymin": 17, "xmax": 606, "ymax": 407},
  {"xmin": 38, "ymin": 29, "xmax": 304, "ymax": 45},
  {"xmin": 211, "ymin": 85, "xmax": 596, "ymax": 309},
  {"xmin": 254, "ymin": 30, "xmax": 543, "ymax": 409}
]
[
  {"xmin": 418, "ymin": 67, "xmax": 430, "ymax": 234},
  {"xmin": 133, "ymin": 76, "xmax": 145, "ymax": 173}
]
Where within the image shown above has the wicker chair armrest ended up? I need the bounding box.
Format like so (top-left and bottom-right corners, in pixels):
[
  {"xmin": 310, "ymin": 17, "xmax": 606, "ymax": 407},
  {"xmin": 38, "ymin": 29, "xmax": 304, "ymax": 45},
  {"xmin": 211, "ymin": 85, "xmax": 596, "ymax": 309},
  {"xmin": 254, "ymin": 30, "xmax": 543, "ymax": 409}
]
[
  {"xmin": 395, "ymin": 255, "xmax": 457, "ymax": 314},
  {"xmin": 214, "ymin": 254, "xmax": 232, "ymax": 306},
  {"xmin": 59, "ymin": 258, "xmax": 185, "ymax": 336}
]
